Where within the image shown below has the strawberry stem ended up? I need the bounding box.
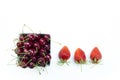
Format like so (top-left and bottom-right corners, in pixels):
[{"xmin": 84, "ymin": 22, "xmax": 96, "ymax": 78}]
[
  {"xmin": 66, "ymin": 61, "xmax": 70, "ymax": 66},
  {"xmin": 80, "ymin": 59, "xmax": 83, "ymax": 72},
  {"xmin": 80, "ymin": 64, "xmax": 82, "ymax": 72}
]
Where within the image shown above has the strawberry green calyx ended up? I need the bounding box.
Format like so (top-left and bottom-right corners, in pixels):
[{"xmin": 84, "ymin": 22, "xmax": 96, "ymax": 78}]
[
  {"xmin": 92, "ymin": 58, "xmax": 101, "ymax": 64},
  {"xmin": 75, "ymin": 59, "xmax": 86, "ymax": 64},
  {"xmin": 57, "ymin": 58, "xmax": 70, "ymax": 66}
]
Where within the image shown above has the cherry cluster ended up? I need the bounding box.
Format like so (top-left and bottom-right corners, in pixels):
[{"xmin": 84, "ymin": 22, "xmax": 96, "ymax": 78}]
[{"xmin": 14, "ymin": 33, "xmax": 51, "ymax": 68}]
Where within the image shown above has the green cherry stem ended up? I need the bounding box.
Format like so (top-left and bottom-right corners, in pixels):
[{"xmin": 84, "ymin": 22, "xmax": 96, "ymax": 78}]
[
  {"xmin": 7, "ymin": 58, "xmax": 18, "ymax": 65},
  {"xmin": 35, "ymin": 66, "xmax": 41, "ymax": 75},
  {"xmin": 22, "ymin": 24, "xmax": 34, "ymax": 33},
  {"xmin": 51, "ymin": 39, "xmax": 62, "ymax": 45},
  {"xmin": 13, "ymin": 38, "xmax": 19, "ymax": 46}
]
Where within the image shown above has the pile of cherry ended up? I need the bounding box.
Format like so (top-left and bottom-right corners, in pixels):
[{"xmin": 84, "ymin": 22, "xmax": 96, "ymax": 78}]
[{"xmin": 14, "ymin": 33, "xmax": 51, "ymax": 68}]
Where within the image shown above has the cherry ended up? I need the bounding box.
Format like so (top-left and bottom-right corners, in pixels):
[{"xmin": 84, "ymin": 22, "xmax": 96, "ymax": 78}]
[
  {"xmin": 44, "ymin": 44, "xmax": 50, "ymax": 51},
  {"xmin": 23, "ymin": 48, "xmax": 29, "ymax": 54},
  {"xmin": 20, "ymin": 55, "xmax": 29, "ymax": 62},
  {"xmin": 19, "ymin": 35, "xmax": 25, "ymax": 41},
  {"xmin": 44, "ymin": 34, "xmax": 50, "ymax": 42},
  {"xmin": 17, "ymin": 42, "xmax": 24, "ymax": 48},
  {"xmin": 28, "ymin": 49, "xmax": 37, "ymax": 56},
  {"xmin": 40, "ymin": 48, "xmax": 46, "ymax": 53},
  {"xmin": 45, "ymin": 54, "xmax": 51, "ymax": 63},
  {"xmin": 24, "ymin": 42, "xmax": 32, "ymax": 49},
  {"xmin": 28, "ymin": 62, "xmax": 35, "ymax": 68},
  {"xmin": 14, "ymin": 48, "xmax": 23, "ymax": 54},
  {"xmin": 31, "ymin": 56, "xmax": 37, "ymax": 62},
  {"xmin": 39, "ymin": 38, "xmax": 46, "ymax": 45},
  {"xmin": 34, "ymin": 34, "xmax": 40, "ymax": 41},
  {"xmin": 34, "ymin": 42, "xmax": 40, "ymax": 49},
  {"xmin": 39, "ymin": 48, "xmax": 46, "ymax": 57},
  {"xmin": 19, "ymin": 61, "xmax": 27, "ymax": 68},
  {"xmin": 37, "ymin": 57, "xmax": 46, "ymax": 67},
  {"xmin": 27, "ymin": 34, "xmax": 35, "ymax": 41}
]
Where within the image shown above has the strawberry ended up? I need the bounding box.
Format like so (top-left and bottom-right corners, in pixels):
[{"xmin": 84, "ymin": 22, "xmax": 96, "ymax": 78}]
[
  {"xmin": 74, "ymin": 48, "xmax": 86, "ymax": 64},
  {"xmin": 90, "ymin": 47, "xmax": 102, "ymax": 63},
  {"xmin": 58, "ymin": 46, "xmax": 71, "ymax": 63}
]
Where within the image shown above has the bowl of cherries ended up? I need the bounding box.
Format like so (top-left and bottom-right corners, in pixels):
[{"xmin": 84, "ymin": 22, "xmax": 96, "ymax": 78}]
[{"xmin": 14, "ymin": 33, "xmax": 51, "ymax": 69}]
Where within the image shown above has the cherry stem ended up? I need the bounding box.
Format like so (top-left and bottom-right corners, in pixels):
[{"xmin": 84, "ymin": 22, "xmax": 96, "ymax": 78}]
[
  {"xmin": 14, "ymin": 48, "xmax": 29, "ymax": 55},
  {"xmin": 38, "ymin": 30, "xmax": 42, "ymax": 34},
  {"xmin": 44, "ymin": 67, "xmax": 48, "ymax": 74},
  {"xmin": 25, "ymin": 59, "xmax": 32, "ymax": 66},
  {"xmin": 35, "ymin": 66, "xmax": 41, "ymax": 75},
  {"xmin": 22, "ymin": 24, "xmax": 34, "ymax": 33},
  {"xmin": 21, "ymin": 37, "xmax": 29, "ymax": 42},
  {"xmin": 13, "ymin": 38, "xmax": 19, "ymax": 47},
  {"xmin": 11, "ymin": 55, "xmax": 17, "ymax": 58},
  {"xmin": 51, "ymin": 39, "xmax": 62, "ymax": 45},
  {"xmin": 7, "ymin": 57, "xmax": 18, "ymax": 65},
  {"xmin": 35, "ymin": 47, "xmax": 38, "ymax": 52}
]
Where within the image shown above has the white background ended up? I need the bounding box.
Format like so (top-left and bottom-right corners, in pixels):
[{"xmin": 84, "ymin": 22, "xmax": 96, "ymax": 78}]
[{"xmin": 0, "ymin": 0, "xmax": 120, "ymax": 80}]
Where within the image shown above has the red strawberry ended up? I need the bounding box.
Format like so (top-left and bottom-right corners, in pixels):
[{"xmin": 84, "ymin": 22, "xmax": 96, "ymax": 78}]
[
  {"xmin": 90, "ymin": 47, "xmax": 102, "ymax": 63},
  {"xmin": 58, "ymin": 46, "xmax": 71, "ymax": 63},
  {"xmin": 74, "ymin": 48, "xmax": 86, "ymax": 64}
]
